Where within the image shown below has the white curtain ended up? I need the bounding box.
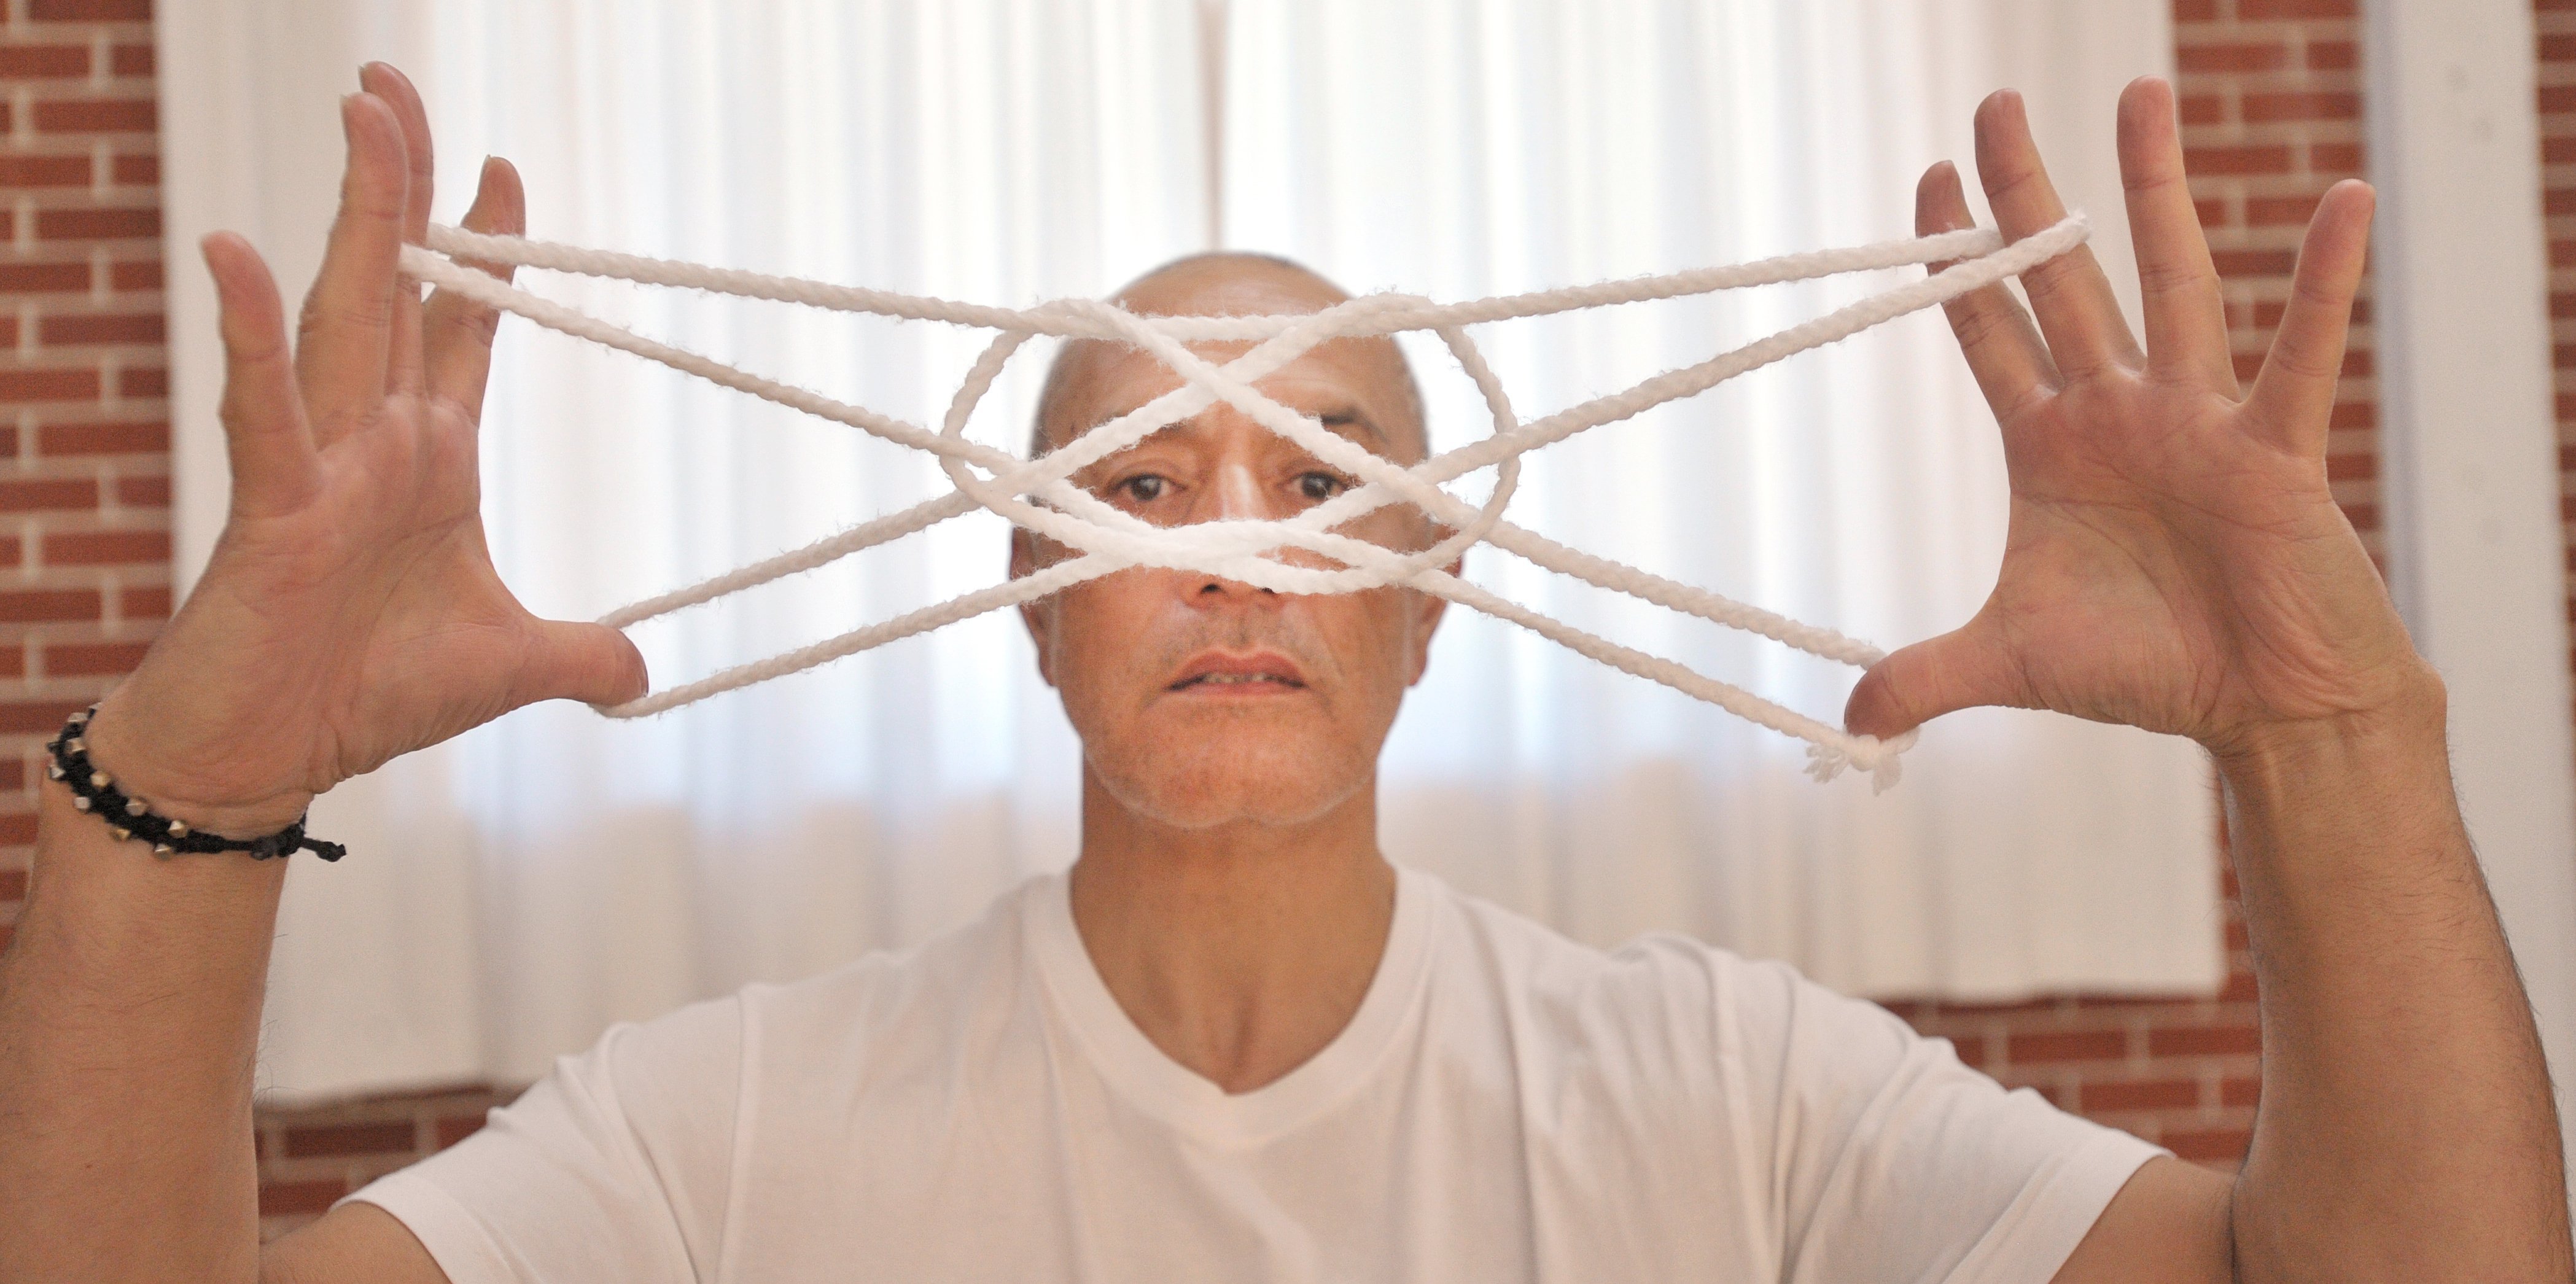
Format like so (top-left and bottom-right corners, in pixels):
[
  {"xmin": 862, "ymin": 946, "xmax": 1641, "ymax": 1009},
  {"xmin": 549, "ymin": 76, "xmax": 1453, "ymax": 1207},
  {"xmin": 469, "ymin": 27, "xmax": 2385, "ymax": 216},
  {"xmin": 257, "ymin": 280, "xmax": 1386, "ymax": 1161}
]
[{"xmin": 160, "ymin": 0, "xmax": 2209, "ymax": 1103}]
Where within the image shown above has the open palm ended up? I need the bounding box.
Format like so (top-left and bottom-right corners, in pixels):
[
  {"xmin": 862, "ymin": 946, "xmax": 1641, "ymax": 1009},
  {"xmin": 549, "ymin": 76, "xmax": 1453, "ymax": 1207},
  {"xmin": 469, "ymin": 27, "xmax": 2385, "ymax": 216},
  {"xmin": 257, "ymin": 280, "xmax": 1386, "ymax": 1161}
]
[
  {"xmin": 88, "ymin": 66, "xmax": 642, "ymax": 835},
  {"xmin": 1843, "ymin": 79, "xmax": 2421, "ymax": 759}
]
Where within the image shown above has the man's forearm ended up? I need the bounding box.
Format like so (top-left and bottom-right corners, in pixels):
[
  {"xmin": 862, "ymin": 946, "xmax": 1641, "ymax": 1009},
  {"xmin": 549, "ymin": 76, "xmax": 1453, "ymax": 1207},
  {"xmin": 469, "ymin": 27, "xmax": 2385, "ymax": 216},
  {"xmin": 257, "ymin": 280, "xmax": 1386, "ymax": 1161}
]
[
  {"xmin": 0, "ymin": 774, "xmax": 289, "ymax": 1283},
  {"xmin": 2219, "ymin": 679, "xmax": 2570, "ymax": 1280}
]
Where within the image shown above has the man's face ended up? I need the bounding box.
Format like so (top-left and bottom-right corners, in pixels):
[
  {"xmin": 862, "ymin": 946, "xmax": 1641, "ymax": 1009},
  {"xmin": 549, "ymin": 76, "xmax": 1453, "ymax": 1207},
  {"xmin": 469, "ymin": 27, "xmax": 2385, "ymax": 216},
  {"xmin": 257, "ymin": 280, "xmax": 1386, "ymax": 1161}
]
[{"xmin": 1010, "ymin": 257, "xmax": 1451, "ymax": 831}]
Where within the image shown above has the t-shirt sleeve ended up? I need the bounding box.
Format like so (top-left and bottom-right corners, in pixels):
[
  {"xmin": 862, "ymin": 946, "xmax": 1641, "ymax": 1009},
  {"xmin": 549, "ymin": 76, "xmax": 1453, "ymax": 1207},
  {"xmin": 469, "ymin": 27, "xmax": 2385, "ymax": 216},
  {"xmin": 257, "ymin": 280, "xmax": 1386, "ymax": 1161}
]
[
  {"xmin": 340, "ymin": 994, "xmax": 744, "ymax": 1284},
  {"xmin": 1718, "ymin": 953, "xmax": 2165, "ymax": 1284}
]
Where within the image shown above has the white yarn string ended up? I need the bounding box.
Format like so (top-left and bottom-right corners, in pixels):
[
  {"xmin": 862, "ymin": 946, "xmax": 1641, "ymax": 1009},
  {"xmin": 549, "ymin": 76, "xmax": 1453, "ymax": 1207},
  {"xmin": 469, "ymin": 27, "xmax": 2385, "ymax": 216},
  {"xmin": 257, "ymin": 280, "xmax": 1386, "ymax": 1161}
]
[{"xmin": 401, "ymin": 214, "xmax": 2090, "ymax": 788}]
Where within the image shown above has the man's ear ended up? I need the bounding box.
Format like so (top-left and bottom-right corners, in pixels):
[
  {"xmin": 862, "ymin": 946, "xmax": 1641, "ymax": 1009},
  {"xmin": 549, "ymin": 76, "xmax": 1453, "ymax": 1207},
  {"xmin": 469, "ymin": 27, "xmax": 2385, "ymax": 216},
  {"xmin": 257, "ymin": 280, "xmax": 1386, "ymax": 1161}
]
[
  {"xmin": 1010, "ymin": 528, "xmax": 1057, "ymax": 688},
  {"xmin": 1405, "ymin": 558, "xmax": 1459, "ymax": 687}
]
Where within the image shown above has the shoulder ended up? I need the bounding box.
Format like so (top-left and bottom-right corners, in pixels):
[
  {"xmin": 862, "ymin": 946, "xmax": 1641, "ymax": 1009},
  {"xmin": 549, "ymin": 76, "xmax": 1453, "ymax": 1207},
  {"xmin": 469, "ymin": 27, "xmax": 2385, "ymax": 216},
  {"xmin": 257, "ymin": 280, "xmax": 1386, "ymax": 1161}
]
[{"xmin": 1422, "ymin": 871, "xmax": 1904, "ymax": 1064}]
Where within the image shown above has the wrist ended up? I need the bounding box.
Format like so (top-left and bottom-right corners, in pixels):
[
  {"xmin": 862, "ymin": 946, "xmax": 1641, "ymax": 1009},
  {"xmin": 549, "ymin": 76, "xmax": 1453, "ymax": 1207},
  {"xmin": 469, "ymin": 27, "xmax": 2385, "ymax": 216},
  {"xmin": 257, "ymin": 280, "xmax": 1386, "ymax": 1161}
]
[
  {"xmin": 2207, "ymin": 666, "xmax": 2451, "ymax": 800},
  {"xmin": 77, "ymin": 698, "xmax": 317, "ymax": 839}
]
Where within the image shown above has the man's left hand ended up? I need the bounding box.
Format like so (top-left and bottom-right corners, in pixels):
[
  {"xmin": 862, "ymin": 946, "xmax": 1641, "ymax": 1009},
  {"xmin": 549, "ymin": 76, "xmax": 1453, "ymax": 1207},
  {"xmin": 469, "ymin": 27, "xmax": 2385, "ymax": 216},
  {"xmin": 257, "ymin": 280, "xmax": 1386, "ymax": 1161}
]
[{"xmin": 1843, "ymin": 77, "xmax": 2434, "ymax": 759}]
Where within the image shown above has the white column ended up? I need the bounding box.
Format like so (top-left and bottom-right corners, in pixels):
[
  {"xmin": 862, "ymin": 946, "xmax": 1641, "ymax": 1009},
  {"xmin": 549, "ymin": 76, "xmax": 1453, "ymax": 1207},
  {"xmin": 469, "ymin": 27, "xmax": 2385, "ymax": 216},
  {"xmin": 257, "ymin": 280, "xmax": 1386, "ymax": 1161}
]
[{"xmin": 2364, "ymin": 0, "xmax": 2576, "ymax": 1196}]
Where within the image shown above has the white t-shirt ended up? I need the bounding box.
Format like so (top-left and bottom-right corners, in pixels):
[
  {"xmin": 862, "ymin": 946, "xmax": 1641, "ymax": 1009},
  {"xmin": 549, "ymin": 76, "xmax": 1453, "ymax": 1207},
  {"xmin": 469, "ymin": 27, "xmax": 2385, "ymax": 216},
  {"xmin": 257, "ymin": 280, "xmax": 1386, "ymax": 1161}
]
[{"xmin": 349, "ymin": 865, "xmax": 2162, "ymax": 1283}]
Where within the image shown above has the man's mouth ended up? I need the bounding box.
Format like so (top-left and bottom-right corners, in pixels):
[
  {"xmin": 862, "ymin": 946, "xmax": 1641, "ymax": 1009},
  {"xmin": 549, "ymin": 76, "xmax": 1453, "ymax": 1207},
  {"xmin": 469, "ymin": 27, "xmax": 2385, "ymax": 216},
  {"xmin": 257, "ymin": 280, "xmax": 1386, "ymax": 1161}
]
[{"xmin": 1165, "ymin": 649, "xmax": 1310, "ymax": 694}]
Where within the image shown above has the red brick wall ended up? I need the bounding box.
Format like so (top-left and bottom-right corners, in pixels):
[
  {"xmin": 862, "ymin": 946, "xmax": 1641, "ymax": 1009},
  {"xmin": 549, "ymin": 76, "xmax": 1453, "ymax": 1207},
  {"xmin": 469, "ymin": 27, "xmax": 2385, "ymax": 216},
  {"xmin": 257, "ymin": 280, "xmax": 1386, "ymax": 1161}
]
[
  {"xmin": 0, "ymin": 0, "xmax": 2424, "ymax": 1242},
  {"xmin": 2543, "ymin": 4, "xmax": 2576, "ymax": 730},
  {"xmin": 0, "ymin": 0, "xmax": 171, "ymax": 936}
]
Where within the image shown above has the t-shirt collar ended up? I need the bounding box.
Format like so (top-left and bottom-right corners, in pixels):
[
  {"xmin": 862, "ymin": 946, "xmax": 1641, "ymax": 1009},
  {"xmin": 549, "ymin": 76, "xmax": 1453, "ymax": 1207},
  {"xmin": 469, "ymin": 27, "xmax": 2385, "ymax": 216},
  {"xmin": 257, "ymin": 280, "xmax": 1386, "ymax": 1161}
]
[{"xmin": 1023, "ymin": 861, "xmax": 1439, "ymax": 1148}]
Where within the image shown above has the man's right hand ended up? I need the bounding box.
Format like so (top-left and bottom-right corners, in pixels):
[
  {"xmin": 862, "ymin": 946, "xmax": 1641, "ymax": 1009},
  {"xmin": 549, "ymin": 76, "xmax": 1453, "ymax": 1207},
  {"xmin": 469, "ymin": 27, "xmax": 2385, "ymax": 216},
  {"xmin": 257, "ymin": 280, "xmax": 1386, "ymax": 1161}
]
[{"xmin": 83, "ymin": 63, "xmax": 643, "ymax": 838}]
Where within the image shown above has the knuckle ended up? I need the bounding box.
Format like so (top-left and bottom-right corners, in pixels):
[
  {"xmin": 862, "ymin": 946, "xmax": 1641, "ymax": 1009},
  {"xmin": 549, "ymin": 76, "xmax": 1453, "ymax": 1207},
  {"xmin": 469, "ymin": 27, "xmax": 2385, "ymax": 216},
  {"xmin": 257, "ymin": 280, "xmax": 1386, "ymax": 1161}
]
[{"xmin": 2134, "ymin": 259, "xmax": 2214, "ymax": 298}]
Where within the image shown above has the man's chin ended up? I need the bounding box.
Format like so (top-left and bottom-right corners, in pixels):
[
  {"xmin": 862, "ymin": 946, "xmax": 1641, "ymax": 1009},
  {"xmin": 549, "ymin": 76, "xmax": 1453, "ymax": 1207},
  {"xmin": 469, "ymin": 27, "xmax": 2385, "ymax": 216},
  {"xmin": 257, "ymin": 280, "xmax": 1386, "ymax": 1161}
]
[{"xmin": 1084, "ymin": 719, "xmax": 1372, "ymax": 831}]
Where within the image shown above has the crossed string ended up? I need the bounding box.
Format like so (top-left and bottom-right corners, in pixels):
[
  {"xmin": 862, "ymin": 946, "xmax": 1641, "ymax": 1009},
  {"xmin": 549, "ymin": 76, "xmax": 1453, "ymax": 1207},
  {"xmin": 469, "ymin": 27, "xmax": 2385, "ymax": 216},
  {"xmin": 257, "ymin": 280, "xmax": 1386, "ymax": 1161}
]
[{"xmin": 396, "ymin": 212, "xmax": 2090, "ymax": 790}]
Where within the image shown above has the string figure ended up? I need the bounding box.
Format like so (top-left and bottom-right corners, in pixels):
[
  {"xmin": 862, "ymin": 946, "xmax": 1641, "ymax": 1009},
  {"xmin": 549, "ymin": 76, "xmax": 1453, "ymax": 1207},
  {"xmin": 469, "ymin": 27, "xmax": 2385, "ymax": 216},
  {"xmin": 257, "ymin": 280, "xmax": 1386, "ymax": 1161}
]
[{"xmin": 397, "ymin": 214, "xmax": 2092, "ymax": 790}]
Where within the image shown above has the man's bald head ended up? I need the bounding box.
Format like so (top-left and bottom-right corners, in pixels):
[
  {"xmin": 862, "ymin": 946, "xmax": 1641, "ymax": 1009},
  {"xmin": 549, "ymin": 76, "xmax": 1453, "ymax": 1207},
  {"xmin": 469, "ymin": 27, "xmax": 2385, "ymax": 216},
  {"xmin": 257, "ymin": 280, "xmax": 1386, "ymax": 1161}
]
[{"xmin": 1030, "ymin": 251, "xmax": 1427, "ymax": 462}]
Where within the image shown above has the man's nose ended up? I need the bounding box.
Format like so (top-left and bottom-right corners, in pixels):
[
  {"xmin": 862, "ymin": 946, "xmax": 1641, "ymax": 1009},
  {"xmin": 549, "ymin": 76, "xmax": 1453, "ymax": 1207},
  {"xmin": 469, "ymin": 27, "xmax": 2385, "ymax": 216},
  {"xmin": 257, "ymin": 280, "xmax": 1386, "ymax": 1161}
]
[
  {"xmin": 1205, "ymin": 461, "xmax": 1269, "ymax": 523},
  {"xmin": 1192, "ymin": 461, "xmax": 1277, "ymax": 600}
]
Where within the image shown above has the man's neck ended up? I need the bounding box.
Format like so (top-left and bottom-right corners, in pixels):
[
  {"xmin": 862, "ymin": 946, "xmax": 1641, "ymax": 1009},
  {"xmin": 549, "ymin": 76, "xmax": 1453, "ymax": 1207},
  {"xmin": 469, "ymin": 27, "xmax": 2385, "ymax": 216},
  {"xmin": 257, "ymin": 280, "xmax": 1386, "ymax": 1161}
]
[{"xmin": 1065, "ymin": 771, "xmax": 1397, "ymax": 1095}]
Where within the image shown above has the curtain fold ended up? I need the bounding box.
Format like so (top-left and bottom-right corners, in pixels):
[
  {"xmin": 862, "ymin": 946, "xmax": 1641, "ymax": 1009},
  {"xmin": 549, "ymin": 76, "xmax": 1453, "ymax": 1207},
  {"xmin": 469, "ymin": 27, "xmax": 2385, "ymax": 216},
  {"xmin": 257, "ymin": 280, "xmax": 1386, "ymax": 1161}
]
[{"xmin": 159, "ymin": 0, "xmax": 2209, "ymax": 1103}]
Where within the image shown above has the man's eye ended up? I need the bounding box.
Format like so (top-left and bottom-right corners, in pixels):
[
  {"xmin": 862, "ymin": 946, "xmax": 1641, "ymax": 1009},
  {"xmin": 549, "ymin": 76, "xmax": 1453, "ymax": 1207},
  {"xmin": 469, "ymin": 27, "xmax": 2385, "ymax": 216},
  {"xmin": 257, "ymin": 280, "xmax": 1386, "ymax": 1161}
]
[
  {"xmin": 1297, "ymin": 472, "xmax": 1348, "ymax": 502},
  {"xmin": 1118, "ymin": 475, "xmax": 1170, "ymax": 503}
]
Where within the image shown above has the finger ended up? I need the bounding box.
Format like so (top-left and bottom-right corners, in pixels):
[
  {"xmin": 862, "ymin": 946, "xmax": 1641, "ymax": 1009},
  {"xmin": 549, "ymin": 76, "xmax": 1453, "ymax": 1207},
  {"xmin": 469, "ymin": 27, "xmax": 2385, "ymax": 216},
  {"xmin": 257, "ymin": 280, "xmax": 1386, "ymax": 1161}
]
[
  {"xmin": 1843, "ymin": 620, "xmax": 2029, "ymax": 740},
  {"xmin": 203, "ymin": 234, "xmax": 322, "ymax": 516},
  {"xmin": 360, "ymin": 63, "xmax": 437, "ymax": 396},
  {"xmin": 2246, "ymin": 179, "xmax": 2375, "ymax": 456},
  {"xmin": 2117, "ymin": 78, "xmax": 2235, "ymax": 393},
  {"xmin": 424, "ymin": 157, "xmax": 526, "ymax": 419},
  {"xmin": 513, "ymin": 619, "xmax": 651, "ymax": 710},
  {"xmin": 295, "ymin": 91, "xmax": 410, "ymax": 443},
  {"xmin": 1973, "ymin": 89, "xmax": 2146, "ymax": 381},
  {"xmin": 1920, "ymin": 160, "xmax": 2060, "ymax": 421}
]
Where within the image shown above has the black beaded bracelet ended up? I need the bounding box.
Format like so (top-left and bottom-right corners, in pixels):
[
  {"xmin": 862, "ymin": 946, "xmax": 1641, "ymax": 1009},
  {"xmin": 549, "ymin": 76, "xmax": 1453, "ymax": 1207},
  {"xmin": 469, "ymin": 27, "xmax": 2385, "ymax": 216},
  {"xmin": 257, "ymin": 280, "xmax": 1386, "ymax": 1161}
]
[{"xmin": 44, "ymin": 706, "xmax": 345, "ymax": 862}]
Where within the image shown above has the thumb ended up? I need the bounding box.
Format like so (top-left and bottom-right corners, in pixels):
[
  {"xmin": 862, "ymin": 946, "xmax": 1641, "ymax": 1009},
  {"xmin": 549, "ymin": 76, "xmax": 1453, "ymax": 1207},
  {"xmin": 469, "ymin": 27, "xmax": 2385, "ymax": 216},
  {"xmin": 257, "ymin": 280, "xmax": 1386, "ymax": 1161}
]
[
  {"xmin": 513, "ymin": 619, "xmax": 650, "ymax": 709},
  {"xmin": 1844, "ymin": 620, "xmax": 2026, "ymax": 740}
]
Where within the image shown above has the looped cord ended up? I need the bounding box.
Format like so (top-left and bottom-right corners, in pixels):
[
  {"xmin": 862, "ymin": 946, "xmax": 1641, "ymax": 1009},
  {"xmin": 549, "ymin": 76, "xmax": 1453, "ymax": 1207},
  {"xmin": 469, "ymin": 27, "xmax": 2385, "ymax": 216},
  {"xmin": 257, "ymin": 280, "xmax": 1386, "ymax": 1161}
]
[{"xmin": 397, "ymin": 214, "xmax": 2090, "ymax": 790}]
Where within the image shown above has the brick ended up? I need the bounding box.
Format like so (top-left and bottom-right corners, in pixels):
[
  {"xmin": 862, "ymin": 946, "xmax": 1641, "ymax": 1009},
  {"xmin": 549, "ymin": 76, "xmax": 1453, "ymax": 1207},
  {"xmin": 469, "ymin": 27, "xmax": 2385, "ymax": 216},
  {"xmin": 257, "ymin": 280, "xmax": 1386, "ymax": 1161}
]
[
  {"xmin": 2184, "ymin": 144, "xmax": 2293, "ymax": 176},
  {"xmin": 0, "ymin": 814, "xmax": 34, "ymax": 846},
  {"xmin": 0, "ymin": 588, "xmax": 99, "ymax": 624},
  {"xmin": 0, "ymin": 868, "xmax": 24, "ymax": 901},
  {"xmin": 0, "ymin": 369, "xmax": 101, "ymax": 403},
  {"xmin": 2178, "ymin": 93, "xmax": 2225, "ymax": 126},
  {"xmin": 2006, "ymin": 1030, "xmax": 2129, "ymax": 1064},
  {"xmin": 41, "ymin": 420, "xmax": 166, "ymax": 456},
  {"xmin": 2325, "ymin": 451, "xmax": 2375, "ymax": 481},
  {"xmin": 31, "ymin": 98, "xmax": 156, "ymax": 135},
  {"xmin": 2220, "ymin": 1078, "xmax": 2263, "ymax": 1108},
  {"xmin": 257, "ymin": 1178, "xmax": 347, "ymax": 1218},
  {"xmin": 2163, "ymin": 1128, "xmax": 2254, "ymax": 1162},
  {"xmin": 2238, "ymin": 0, "xmax": 2353, "ymax": 15},
  {"xmin": 28, "ymin": 0, "xmax": 155, "ymax": 15},
  {"xmin": 0, "ymin": 44, "xmax": 89, "ymax": 77},
  {"xmin": 2311, "ymin": 141, "xmax": 2365, "ymax": 172},
  {"xmin": 2079, "ymin": 1079, "xmax": 2200, "ymax": 1111},
  {"xmin": 109, "ymin": 259, "xmax": 161, "ymax": 291},
  {"xmin": 119, "ymin": 366, "xmax": 167, "ymax": 399},
  {"xmin": 38, "ymin": 313, "xmax": 164, "ymax": 346},
  {"xmin": 2246, "ymin": 195, "xmax": 2322, "ymax": 226},
  {"xmin": 281, "ymin": 1121, "xmax": 416, "ymax": 1159},
  {"xmin": 2545, "ymin": 85, "xmax": 2576, "ymax": 117},
  {"xmin": 44, "ymin": 640, "xmax": 149, "ymax": 676},
  {"xmin": 114, "ymin": 473, "xmax": 169, "ymax": 507},
  {"xmin": 110, "ymin": 153, "xmax": 157, "ymax": 186},
  {"xmin": 434, "ymin": 1113, "xmax": 488, "ymax": 1150},
  {"xmin": 42, "ymin": 529, "xmax": 168, "ymax": 566},
  {"xmin": 0, "ymin": 758, "xmax": 21, "ymax": 790},
  {"xmin": 2173, "ymin": 0, "xmax": 2219, "ymax": 20},
  {"xmin": 2547, "ymin": 33, "xmax": 2576, "ymax": 63},
  {"xmin": 2306, "ymin": 40, "xmax": 2357, "ymax": 71},
  {"xmin": 0, "ymin": 699, "xmax": 90, "ymax": 734},
  {"xmin": 0, "ymin": 478, "xmax": 98, "ymax": 511},
  {"xmin": 0, "ymin": 155, "xmax": 90, "ymax": 187},
  {"xmin": 2212, "ymin": 248, "xmax": 2300, "ymax": 278},
  {"xmin": 35, "ymin": 208, "xmax": 160, "ymax": 242},
  {"xmin": 2176, "ymin": 42, "xmax": 2288, "ymax": 74},
  {"xmin": 109, "ymin": 43, "xmax": 153, "ymax": 77},
  {"xmin": 2147, "ymin": 1023, "xmax": 2264, "ymax": 1056},
  {"xmin": 0, "ymin": 262, "xmax": 90, "ymax": 294},
  {"xmin": 0, "ymin": 644, "xmax": 22, "ymax": 677},
  {"xmin": 120, "ymin": 584, "xmax": 172, "ymax": 620},
  {"xmin": 2243, "ymin": 91, "xmax": 2360, "ymax": 123}
]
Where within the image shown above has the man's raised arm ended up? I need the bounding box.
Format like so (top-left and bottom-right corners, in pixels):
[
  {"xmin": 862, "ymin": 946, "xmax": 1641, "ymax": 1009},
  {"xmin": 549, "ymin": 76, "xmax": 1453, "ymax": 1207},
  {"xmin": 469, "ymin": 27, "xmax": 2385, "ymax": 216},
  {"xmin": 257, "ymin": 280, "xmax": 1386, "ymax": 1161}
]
[
  {"xmin": 0, "ymin": 64, "xmax": 643, "ymax": 1284},
  {"xmin": 1845, "ymin": 77, "xmax": 2571, "ymax": 1282}
]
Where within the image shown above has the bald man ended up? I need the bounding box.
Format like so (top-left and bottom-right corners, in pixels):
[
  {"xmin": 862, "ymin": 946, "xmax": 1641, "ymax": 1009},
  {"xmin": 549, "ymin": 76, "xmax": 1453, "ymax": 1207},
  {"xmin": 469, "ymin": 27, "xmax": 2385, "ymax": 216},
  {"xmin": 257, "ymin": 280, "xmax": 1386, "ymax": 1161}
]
[{"xmin": 0, "ymin": 64, "xmax": 2565, "ymax": 1284}]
